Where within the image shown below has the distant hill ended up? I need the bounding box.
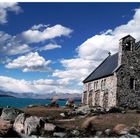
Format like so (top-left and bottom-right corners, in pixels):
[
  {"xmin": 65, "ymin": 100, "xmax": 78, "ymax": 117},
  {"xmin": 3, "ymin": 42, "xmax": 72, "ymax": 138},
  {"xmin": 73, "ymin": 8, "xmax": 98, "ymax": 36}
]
[
  {"xmin": 0, "ymin": 90, "xmax": 16, "ymax": 98},
  {"xmin": 0, "ymin": 94, "xmax": 15, "ymax": 98},
  {"xmin": 0, "ymin": 89, "xmax": 82, "ymax": 100}
]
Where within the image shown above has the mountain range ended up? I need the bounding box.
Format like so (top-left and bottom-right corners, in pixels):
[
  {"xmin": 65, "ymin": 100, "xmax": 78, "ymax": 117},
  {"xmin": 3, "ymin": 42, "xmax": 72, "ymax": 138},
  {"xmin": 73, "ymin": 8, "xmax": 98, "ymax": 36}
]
[{"xmin": 0, "ymin": 90, "xmax": 82, "ymax": 100}]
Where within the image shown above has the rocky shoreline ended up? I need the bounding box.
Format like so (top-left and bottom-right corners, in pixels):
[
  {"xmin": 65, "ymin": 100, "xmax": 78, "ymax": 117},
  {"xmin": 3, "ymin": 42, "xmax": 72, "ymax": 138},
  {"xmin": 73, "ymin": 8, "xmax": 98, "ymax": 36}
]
[{"xmin": 0, "ymin": 105, "xmax": 140, "ymax": 138}]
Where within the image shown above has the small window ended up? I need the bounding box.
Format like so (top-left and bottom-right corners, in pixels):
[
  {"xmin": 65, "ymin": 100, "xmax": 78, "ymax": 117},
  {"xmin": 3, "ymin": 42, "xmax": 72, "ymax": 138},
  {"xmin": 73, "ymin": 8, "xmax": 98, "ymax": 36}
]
[
  {"xmin": 101, "ymin": 79, "xmax": 106, "ymax": 91},
  {"xmin": 97, "ymin": 81, "xmax": 98, "ymax": 89},
  {"xmin": 88, "ymin": 83, "xmax": 92, "ymax": 91},
  {"xmin": 104, "ymin": 79, "xmax": 106, "ymax": 89},
  {"xmin": 94, "ymin": 81, "xmax": 98, "ymax": 91},
  {"xmin": 130, "ymin": 78, "xmax": 135, "ymax": 90},
  {"xmin": 94, "ymin": 82, "xmax": 96, "ymax": 90},
  {"xmin": 101, "ymin": 80, "xmax": 104, "ymax": 90}
]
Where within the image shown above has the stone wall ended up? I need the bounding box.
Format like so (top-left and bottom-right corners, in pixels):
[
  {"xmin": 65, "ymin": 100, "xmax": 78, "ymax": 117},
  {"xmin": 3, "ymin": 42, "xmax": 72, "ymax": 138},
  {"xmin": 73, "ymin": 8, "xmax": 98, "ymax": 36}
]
[
  {"xmin": 82, "ymin": 75, "xmax": 117, "ymax": 109},
  {"xmin": 116, "ymin": 36, "xmax": 140, "ymax": 108}
]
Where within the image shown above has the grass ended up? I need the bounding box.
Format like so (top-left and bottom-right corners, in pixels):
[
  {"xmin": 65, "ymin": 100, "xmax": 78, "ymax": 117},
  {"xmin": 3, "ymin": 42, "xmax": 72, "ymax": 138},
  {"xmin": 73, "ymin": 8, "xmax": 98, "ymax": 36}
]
[
  {"xmin": 21, "ymin": 106, "xmax": 140, "ymax": 131},
  {"xmin": 21, "ymin": 106, "xmax": 70, "ymax": 119}
]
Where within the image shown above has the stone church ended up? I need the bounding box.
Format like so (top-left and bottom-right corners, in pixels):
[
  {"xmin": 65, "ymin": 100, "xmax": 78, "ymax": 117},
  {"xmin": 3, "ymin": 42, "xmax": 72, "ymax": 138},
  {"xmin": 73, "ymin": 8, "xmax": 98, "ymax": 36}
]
[{"xmin": 82, "ymin": 35, "xmax": 140, "ymax": 109}]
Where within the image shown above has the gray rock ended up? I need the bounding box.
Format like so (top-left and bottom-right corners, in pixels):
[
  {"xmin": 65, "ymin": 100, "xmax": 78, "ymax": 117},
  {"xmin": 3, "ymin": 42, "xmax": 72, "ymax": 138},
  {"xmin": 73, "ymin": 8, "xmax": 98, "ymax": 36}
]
[
  {"xmin": 53, "ymin": 132, "xmax": 66, "ymax": 137},
  {"xmin": 44, "ymin": 123, "xmax": 56, "ymax": 132},
  {"xmin": 104, "ymin": 129, "xmax": 112, "ymax": 136},
  {"xmin": 24, "ymin": 116, "xmax": 44, "ymax": 136},
  {"xmin": 31, "ymin": 135, "xmax": 38, "ymax": 138},
  {"xmin": 95, "ymin": 131, "xmax": 103, "ymax": 137},
  {"xmin": 1, "ymin": 108, "xmax": 22, "ymax": 121},
  {"xmin": 0, "ymin": 119, "xmax": 12, "ymax": 137},
  {"xmin": 13, "ymin": 113, "xmax": 27, "ymax": 135},
  {"xmin": 128, "ymin": 127, "xmax": 139, "ymax": 135},
  {"xmin": 71, "ymin": 130, "xmax": 80, "ymax": 136},
  {"xmin": 76, "ymin": 105, "xmax": 90, "ymax": 115},
  {"xmin": 60, "ymin": 113, "xmax": 65, "ymax": 117},
  {"xmin": 120, "ymin": 133, "xmax": 139, "ymax": 138}
]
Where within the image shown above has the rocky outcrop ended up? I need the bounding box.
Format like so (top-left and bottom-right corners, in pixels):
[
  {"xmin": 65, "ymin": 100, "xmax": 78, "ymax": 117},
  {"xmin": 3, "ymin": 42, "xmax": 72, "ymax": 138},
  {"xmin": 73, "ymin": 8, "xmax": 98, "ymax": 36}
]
[{"xmin": 1, "ymin": 108, "xmax": 22, "ymax": 122}]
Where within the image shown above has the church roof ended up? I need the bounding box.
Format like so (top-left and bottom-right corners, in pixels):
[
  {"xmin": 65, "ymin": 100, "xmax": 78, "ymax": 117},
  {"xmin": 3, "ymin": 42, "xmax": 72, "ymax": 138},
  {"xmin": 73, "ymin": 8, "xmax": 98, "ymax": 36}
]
[{"xmin": 83, "ymin": 53, "xmax": 118, "ymax": 83}]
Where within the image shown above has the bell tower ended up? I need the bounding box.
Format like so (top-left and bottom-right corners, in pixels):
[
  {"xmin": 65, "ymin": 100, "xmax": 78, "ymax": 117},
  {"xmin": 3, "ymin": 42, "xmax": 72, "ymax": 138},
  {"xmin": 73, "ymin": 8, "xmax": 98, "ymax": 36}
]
[{"xmin": 118, "ymin": 35, "xmax": 135, "ymax": 66}]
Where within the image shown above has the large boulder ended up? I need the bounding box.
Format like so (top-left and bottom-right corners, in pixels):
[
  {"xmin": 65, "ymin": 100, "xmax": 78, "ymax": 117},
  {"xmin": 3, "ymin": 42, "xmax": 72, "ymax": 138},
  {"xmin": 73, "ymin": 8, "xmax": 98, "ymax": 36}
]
[
  {"xmin": 113, "ymin": 124, "xmax": 129, "ymax": 135},
  {"xmin": 24, "ymin": 116, "xmax": 44, "ymax": 136},
  {"xmin": 13, "ymin": 113, "xmax": 27, "ymax": 136},
  {"xmin": 1, "ymin": 108, "xmax": 22, "ymax": 122}
]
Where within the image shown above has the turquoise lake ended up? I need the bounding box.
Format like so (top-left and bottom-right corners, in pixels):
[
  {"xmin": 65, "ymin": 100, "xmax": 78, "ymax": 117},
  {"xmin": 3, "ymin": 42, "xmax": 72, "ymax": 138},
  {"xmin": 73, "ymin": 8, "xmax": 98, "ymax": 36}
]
[{"xmin": 0, "ymin": 97, "xmax": 81, "ymax": 108}]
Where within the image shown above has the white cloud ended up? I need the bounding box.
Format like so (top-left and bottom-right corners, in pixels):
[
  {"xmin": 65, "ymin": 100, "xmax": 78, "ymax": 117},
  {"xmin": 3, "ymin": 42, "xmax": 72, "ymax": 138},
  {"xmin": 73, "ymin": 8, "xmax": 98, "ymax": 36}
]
[
  {"xmin": 5, "ymin": 52, "xmax": 51, "ymax": 72},
  {"xmin": 0, "ymin": 76, "xmax": 81, "ymax": 94},
  {"xmin": 53, "ymin": 8, "xmax": 140, "ymax": 86},
  {"xmin": 31, "ymin": 24, "xmax": 49, "ymax": 30},
  {"xmin": 39, "ymin": 43, "xmax": 61, "ymax": 51},
  {"xmin": 21, "ymin": 24, "xmax": 73, "ymax": 43},
  {"xmin": 0, "ymin": 3, "xmax": 22, "ymax": 24},
  {"xmin": 0, "ymin": 31, "xmax": 31, "ymax": 55},
  {"xmin": 0, "ymin": 24, "xmax": 72, "ymax": 56}
]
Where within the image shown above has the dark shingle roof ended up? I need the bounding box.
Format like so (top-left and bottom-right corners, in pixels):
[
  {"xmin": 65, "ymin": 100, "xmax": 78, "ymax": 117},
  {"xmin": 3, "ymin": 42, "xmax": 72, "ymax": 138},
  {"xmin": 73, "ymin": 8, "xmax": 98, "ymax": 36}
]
[{"xmin": 83, "ymin": 53, "xmax": 118, "ymax": 83}]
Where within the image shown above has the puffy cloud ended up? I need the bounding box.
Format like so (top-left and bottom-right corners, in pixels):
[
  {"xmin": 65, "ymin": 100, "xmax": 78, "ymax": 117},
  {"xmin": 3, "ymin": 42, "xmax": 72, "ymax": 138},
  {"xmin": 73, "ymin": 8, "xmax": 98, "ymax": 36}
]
[
  {"xmin": 39, "ymin": 43, "xmax": 61, "ymax": 51},
  {"xmin": 0, "ymin": 3, "xmax": 22, "ymax": 24},
  {"xmin": 0, "ymin": 31, "xmax": 31, "ymax": 55},
  {"xmin": 53, "ymin": 8, "xmax": 140, "ymax": 86},
  {"xmin": 0, "ymin": 76, "xmax": 80, "ymax": 94},
  {"xmin": 0, "ymin": 24, "xmax": 72, "ymax": 56},
  {"xmin": 21, "ymin": 24, "xmax": 73, "ymax": 43},
  {"xmin": 5, "ymin": 52, "xmax": 51, "ymax": 72}
]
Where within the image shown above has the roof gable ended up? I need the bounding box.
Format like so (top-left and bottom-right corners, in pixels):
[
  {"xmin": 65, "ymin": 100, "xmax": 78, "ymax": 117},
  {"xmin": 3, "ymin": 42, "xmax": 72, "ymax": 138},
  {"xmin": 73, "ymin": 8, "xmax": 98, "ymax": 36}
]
[{"xmin": 83, "ymin": 53, "xmax": 118, "ymax": 83}]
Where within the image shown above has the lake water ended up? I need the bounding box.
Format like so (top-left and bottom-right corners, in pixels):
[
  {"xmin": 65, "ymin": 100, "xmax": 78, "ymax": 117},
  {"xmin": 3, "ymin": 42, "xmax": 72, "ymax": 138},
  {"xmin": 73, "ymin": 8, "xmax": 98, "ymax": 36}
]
[{"xmin": 0, "ymin": 97, "xmax": 81, "ymax": 108}]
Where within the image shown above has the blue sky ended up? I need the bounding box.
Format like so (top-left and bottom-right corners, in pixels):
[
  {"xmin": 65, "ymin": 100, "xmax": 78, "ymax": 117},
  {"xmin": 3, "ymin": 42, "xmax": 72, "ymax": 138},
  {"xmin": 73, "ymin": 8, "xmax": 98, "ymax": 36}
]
[{"xmin": 0, "ymin": 2, "xmax": 140, "ymax": 95}]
